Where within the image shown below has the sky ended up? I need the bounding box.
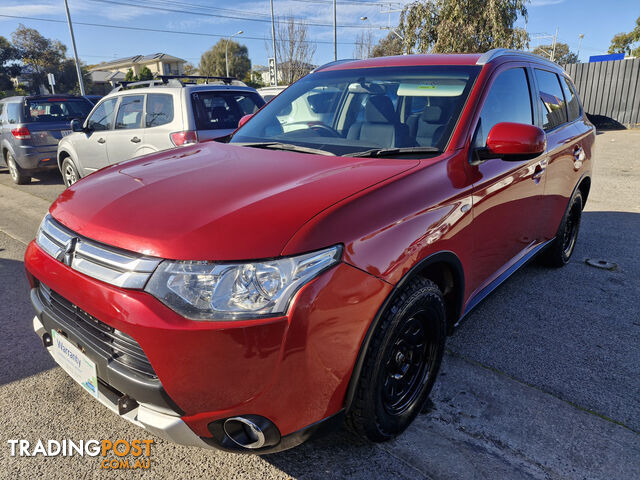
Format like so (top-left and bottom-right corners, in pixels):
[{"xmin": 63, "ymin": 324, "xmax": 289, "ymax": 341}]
[{"xmin": 0, "ymin": 0, "xmax": 638, "ymax": 70}]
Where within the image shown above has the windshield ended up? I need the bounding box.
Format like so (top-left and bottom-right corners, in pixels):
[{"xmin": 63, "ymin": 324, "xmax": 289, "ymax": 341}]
[
  {"xmin": 24, "ymin": 98, "xmax": 93, "ymax": 123},
  {"xmin": 230, "ymin": 65, "xmax": 480, "ymax": 156}
]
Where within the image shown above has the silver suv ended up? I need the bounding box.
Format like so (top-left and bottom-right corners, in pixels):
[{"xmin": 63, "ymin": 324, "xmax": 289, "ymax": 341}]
[
  {"xmin": 57, "ymin": 77, "xmax": 265, "ymax": 186},
  {"xmin": 1, "ymin": 95, "xmax": 93, "ymax": 184}
]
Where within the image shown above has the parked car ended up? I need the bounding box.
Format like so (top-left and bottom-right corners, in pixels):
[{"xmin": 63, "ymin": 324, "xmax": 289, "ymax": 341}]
[
  {"xmin": 0, "ymin": 95, "xmax": 93, "ymax": 184},
  {"xmin": 257, "ymin": 85, "xmax": 287, "ymax": 102},
  {"xmin": 25, "ymin": 50, "xmax": 594, "ymax": 453},
  {"xmin": 57, "ymin": 77, "xmax": 265, "ymax": 187}
]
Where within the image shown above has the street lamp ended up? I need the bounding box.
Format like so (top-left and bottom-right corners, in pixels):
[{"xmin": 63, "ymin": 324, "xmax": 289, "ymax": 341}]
[
  {"xmin": 226, "ymin": 30, "xmax": 243, "ymax": 78},
  {"xmin": 577, "ymin": 34, "xmax": 584, "ymax": 63}
]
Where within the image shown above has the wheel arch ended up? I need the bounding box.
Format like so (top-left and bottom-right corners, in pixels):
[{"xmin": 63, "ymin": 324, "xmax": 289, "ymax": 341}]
[{"xmin": 343, "ymin": 250, "xmax": 465, "ymax": 413}]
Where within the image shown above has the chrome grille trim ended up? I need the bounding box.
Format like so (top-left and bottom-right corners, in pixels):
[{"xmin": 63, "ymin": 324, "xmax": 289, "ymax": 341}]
[{"xmin": 36, "ymin": 215, "xmax": 161, "ymax": 289}]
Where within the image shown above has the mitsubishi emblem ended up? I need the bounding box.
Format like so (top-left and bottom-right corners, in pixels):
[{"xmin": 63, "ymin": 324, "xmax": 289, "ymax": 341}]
[{"xmin": 59, "ymin": 238, "xmax": 78, "ymax": 267}]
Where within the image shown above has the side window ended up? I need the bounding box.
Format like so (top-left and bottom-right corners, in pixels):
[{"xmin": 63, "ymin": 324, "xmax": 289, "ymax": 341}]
[
  {"xmin": 534, "ymin": 69, "xmax": 568, "ymax": 130},
  {"xmin": 561, "ymin": 77, "xmax": 581, "ymax": 121},
  {"xmin": 115, "ymin": 95, "xmax": 144, "ymax": 130},
  {"xmin": 7, "ymin": 103, "xmax": 21, "ymax": 124},
  {"xmin": 476, "ymin": 67, "xmax": 533, "ymax": 147},
  {"xmin": 146, "ymin": 94, "xmax": 174, "ymax": 127},
  {"xmin": 0, "ymin": 103, "xmax": 4, "ymax": 122},
  {"xmin": 87, "ymin": 98, "xmax": 118, "ymax": 131}
]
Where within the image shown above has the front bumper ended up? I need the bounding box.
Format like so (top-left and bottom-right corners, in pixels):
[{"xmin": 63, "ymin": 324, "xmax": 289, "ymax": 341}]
[
  {"xmin": 33, "ymin": 315, "xmax": 210, "ymax": 448},
  {"xmin": 25, "ymin": 240, "xmax": 392, "ymax": 451}
]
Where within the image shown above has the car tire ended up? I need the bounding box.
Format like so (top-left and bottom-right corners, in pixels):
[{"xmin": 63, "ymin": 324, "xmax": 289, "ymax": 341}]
[
  {"xmin": 347, "ymin": 277, "xmax": 446, "ymax": 442},
  {"xmin": 544, "ymin": 190, "xmax": 583, "ymax": 268},
  {"xmin": 61, "ymin": 157, "xmax": 80, "ymax": 187},
  {"xmin": 6, "ymin": 152, "xmax": 31, "ymax": 185}
]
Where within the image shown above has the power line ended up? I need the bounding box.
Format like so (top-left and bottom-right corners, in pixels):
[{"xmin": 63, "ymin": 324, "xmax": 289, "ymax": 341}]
[
  {"xmin": 0, "ymin": 14, "xmax": 366, "ymax": 46},
  {"xmin": 87, "ymin": 0, "xmax": 387, "ymax": 29}
]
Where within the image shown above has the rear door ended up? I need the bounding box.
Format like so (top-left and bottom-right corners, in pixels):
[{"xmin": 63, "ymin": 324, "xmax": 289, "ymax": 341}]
[
  {"xmin": 107, "ymin": 94, "xmax": 146, "ymax": 164},
  {"xmin": 531, "ymin": 69, "xmax": 587, "ymax": 240},
  {"xmin": 142, "ymin": 93, "xmax": 177, "ymax": 153},
  {"xmin": 468, "ymin": 64, "xmax": 548, "ymax": 294}
]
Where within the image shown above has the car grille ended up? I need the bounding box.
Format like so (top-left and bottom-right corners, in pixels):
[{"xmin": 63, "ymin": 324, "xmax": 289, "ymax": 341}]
[
  {"xmin": 39, "ymin": 283, "xmax": 157, "ymax": 379},
  {"xmin": 35, "ymin": 215, "xmax": 161, "ymax": 289}
]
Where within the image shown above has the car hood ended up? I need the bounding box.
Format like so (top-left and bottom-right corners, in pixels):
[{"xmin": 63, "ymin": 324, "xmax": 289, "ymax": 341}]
[{"xmin": 50, "ymin": 142, "xmax": 418, "ymax": 260}]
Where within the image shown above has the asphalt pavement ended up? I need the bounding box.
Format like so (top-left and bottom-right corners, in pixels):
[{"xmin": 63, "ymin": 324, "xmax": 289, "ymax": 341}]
[{"xmin": 0, "ymin": 130, "xmax": 638, "ymax": 479}]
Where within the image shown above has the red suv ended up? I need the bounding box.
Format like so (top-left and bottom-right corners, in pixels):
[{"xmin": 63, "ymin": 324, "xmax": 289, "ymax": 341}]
[{"xmin": 25, "ymin": 50, "xmax": 594, "ymax": 453}]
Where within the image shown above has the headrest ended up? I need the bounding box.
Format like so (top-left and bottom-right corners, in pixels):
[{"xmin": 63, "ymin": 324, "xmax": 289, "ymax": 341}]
[
  {"xmin": 420, "ymin": 106, "xmax": 443, "ymax": 123},
  {"xmin": 49, "ymin": 104, "xmax": 63, "ymax": 115},
  {"xmin": 365, "ymin": 95, "xmax": 396, "ymax": 123}
]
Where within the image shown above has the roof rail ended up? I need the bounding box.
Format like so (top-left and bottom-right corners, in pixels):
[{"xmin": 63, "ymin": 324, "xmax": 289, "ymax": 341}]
[
  {"xmin": 157, "ymin": 75, "xmax": 247, "ymax": 86},
  {"xmin": 110, "ymin": 78, "xmax": 180, "ymax": 93},
  {"xmin": 311, "ymin": 59, "xmax": 357, "ymax": 73},
  {"xmin": 476, "ymin": 48, "xmax": 560, "ymax": 67}
]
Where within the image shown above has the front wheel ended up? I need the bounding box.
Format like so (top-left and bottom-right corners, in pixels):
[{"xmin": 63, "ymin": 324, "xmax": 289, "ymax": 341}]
[
  {"xmin": 544, "ymin": 190, "xmax": 583, "ymax": 267},
  {"xmin": 347, "ymin": 277, "xmax": 446, "ymax": 442},
  {"xmin": 6, "ymin": 152, "xmax": 31, "ymax": 185},
  {"xmin": 61, "ymin": 157, "xmax": 80, "ymax": 187}
]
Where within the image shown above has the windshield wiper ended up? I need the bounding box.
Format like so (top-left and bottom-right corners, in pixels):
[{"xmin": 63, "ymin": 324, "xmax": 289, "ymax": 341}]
[
  {"xmin": 236, "ymin": 142, "xmax": 336, "ymax": 156},
  {"xmin": 345, "ymin": 146, "xmax": 441, "ymax": 158}
]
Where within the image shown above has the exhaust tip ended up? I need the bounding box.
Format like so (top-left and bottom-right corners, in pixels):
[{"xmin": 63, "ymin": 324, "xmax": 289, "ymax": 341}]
[
  {"xmin": 208, "ymin": 414, "xmax": 281, "ymax": 452},
  {"xmin": 223, "ymin": 417, "xmax": 266, "ymax": 449}
]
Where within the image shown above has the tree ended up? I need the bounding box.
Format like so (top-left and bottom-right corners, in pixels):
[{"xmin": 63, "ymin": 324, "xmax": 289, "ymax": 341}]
[
  {"xmin": 138, "ymin": 66, "xmax": 153, "ymax": 81},
  {"xmin": 0, "ymin": 35, "xmax": 21, "ymax": 92},
  {"xmin": 532, "ymin": 43, "xmax": 578, "ymax": 64},
  {"xmin": 243, "ymin": 70, "xmax": 265, "ymax": 89},
  {"xmin": 354, "ymin": 30, "xmax": 375, "ymax": 59},
  {"xmin": 124, "ymin": 68, "xmax": 136, "ymax": 82},
  {"xmin": 270, "ymin": 15, "xmax": 316, "ymax": 84},
  {"xmin": 183, "ymin": 62, "xmax": 197, "ymax": 76},
  {"xmin": 199, "ymin": 39, "xmax": 251, "ymax": 79},
  {"xmin": 608, "ymin": 16, "xmax": 640, "ymax": 57},
  {"xmin": 52, "ymin": 59, "xmax": 93, "ymax": 94},
  {"xmin": 11, "ymin": 24, "xmax": 67, "ymax": 90},
  {"xmin": 371, "ymin": 32, "xmax": 404, "ymax": 57},
  {"xmin": 399, "ymin": 0, "xmax": 529, "ymax": 54}
]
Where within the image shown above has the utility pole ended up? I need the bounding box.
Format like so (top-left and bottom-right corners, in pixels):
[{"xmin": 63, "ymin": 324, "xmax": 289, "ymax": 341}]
[
  {"xmin": 64, "ymin": 0, "xmax": 85, "ymax": 95},
  {"xmin": 333, "ymin": 0, "xmax": 337, "ymax": 61},
  {"xmin": 225, "ymin": 30, "xmax": 243, "ymax": 78},
  {"xmin": 577, "ymin": 34, "xmax": 584, "ymax": 63},
  {"xmin": 270, "ymin": 0, "xmax": 278, "ymax": 86},
  {"xmin": 550, "ymin": 26, "xmax": 559, "ymax": 62}
]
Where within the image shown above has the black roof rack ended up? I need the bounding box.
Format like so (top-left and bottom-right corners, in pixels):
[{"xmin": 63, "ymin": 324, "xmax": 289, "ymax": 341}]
[{"xmin": 110, "ymin": 75, "xmax": 247, "ymax": 94}]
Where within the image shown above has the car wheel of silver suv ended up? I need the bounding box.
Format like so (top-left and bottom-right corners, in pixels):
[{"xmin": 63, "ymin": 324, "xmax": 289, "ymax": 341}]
[{"xmin": 61, "ymin": 157, "xmax": 80, "ymax": 187}]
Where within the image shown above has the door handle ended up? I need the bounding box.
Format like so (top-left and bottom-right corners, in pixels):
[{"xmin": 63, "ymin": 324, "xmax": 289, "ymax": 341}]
[
  {"xmin": 131, "ymin": 136, "xmax": 141, "ymax": 143},
  {"xmin": 532, "ymin": 164, "xmax": 545, "ymax": 182},
  {"xmin": 97, "ymin": 137, "xmax": 105, "ymax": 144}
]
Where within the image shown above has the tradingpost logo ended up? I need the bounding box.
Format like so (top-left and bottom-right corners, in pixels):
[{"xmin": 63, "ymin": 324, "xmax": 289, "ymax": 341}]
[{"xmin": 7, "ymin": 438, "xmax": 154, "ymax": 470}]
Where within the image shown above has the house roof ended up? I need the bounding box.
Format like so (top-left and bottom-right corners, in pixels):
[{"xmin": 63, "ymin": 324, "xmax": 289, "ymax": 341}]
[
  {"xmin": 90, "ymin": 70, "xmax": 126, "ymax": 83},
  {"xmin": 89, "ymin": 53, "xmax": 187, "ymax": 71}
]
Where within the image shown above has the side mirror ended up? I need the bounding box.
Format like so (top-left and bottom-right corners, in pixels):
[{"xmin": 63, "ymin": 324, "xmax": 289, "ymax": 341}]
[
  {"xmin": 238, "ymin": 114, "xmax": 254, "ymax": 129},
  {"xmin": 479, "ymin": 122, "xmax": 546, "ymax": 161},
  {"xmin": 70, "ymin": 118, "xmax": 85, "ymax": 133}
]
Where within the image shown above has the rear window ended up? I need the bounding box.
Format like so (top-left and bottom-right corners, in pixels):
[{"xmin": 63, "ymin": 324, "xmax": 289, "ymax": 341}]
[
  {"xmin": 534, "ymin": 69, "xmax": 568, "ymax": 130},
  {"xmin": 192, "ymin": 91, "xmax": 265, "ymax": 130},
  {"xmin": 146, "ymin": 94, "xmax": 174, "ymax": 127},
  {"xmin": 24, "ymin": 98, "xmax": 92, "ymax": 123}
]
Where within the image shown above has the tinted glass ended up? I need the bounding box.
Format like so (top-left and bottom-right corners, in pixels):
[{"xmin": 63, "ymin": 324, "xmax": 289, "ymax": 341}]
[
  {"xmin": 534, "ymin": 69, "xmax": 568, "ymax": 130},
  {"xmin": 561, "ymin": 77, "xmax": 581, "ymax": 121},
  {"xmin": 88, "ymin": 98, "xmax": 118, "ymax": 131},
  {"xmin": 476, "ymin": 68, "xmax": 533, "ymax": 147},
  {"xmin": 115, "ymin": 95, "xmax": 144, "ymax": 130},
  {"xmin": 192, "ymin": 92, "xmax": 265, "ymax": 130},
  {"xmin": 7, "ymin": 103, "xmax": 21, "ymax": 124},
  {"xmin": 231, "ymin": 66, "xmax": 481, "ymax": 156},
  {"xmin": 24, "ymin": 98, "xmax": 92, "ymax": 123},
  {"xmin": 146, "ymin": 94, "xmax": 174, "ymax": 127}
]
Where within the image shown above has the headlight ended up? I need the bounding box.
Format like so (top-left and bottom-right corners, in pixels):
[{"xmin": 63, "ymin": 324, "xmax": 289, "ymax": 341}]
[{"xmin": 145, "ymin": 245, "xmax": 342, "ymax": 320}]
